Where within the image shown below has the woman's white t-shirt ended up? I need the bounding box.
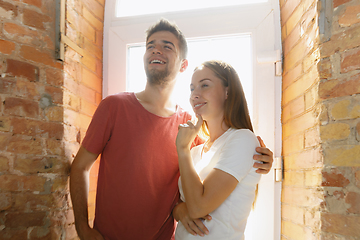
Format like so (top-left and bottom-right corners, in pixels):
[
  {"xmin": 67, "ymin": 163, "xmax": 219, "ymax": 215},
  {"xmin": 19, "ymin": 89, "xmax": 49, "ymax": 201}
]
[{"xmin": 175, "ymin": 128, "xmax": 261, "ymax": 240}]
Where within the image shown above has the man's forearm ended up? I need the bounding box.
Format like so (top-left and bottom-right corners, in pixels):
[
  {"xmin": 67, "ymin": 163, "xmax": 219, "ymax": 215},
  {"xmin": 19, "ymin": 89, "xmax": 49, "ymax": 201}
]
[
  {"xmin": 70, "ymin": 146, "xmax": 99, "ymax": 238},
  {"xmin": 70, "ymin": 165, "xmax": 91, "ymax": 235}
]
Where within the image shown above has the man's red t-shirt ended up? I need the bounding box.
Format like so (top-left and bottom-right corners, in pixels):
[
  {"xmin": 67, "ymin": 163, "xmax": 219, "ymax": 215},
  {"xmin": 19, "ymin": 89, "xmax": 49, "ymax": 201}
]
[{"xmin": 82, "ymin": 92, "xmax": 195, "ymax": 239}]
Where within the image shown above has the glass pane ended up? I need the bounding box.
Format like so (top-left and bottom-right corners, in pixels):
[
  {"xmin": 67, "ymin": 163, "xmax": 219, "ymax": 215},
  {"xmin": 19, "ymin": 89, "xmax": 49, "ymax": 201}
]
[
  {"xmin": 128, "ymin": 35, "xmax": 257, "ymax": 239},
  {"xmin": 116, "ymin": 0, "xmax": 268, "ymax": 17},
  {"xmin": 127, "ymin": 35, "xmax": 253, "ymax": 118}
]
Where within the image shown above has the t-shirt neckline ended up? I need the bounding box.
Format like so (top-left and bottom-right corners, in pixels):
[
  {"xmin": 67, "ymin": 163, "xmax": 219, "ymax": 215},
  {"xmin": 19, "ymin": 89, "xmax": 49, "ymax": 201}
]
[
  {"xmin": 131, "ymin": 92, "xmax": 180, "ymax": 119},
  {"xmin": 201, "ymin": 128, "xmax": 233, "ymax": 157}
]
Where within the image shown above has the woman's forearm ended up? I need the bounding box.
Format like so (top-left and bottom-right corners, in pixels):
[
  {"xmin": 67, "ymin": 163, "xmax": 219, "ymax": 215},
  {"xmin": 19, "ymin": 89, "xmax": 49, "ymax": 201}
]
[
  {"xmin": 177, "ymin": 149, "xmax": 207, "ymax": 219},
  {"xmin": 177, "ymin": 145, "xmax": 239, "ymax": 219}
]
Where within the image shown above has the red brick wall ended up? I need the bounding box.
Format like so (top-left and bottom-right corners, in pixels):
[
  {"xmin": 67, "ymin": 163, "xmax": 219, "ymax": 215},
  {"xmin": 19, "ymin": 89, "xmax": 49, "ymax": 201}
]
[
  {"xmin": 0, "ymin": 0, "xmax": 103, "ymax": 238},
  {"xmin": 319, "ymin": 0, "xmax": 360, "ymax": 238},
  {"xmin": 280, "ymin": 0, "xmax": 360, "ymax": 239},
  {"xmin": 280, "ymin": 0, "xmax": 323, "ymax": 238},
  {"xmin": 64, "ymin": 0, "xmax": 104, "ymax": 231}
]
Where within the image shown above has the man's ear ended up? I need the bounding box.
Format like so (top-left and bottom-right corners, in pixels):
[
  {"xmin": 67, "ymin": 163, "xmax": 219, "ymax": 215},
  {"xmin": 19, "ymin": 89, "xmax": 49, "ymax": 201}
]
[{"xmin": 180, "ymin": 59, "xmax": 188, "ymax": 73}]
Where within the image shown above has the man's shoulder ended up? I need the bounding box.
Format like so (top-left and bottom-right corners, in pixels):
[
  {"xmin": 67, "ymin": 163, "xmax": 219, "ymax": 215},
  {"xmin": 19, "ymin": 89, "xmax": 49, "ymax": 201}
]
[
  {"xmin": 103, "ymin": 92, "xmax": 133, "ymax": 101},
  {"xmin": 176, "ymin": 106, "xmax": 192, "ymax": 119},
  {"xmin": 101, "ymin": 92, "xmax": 135, "ymax": 106}
]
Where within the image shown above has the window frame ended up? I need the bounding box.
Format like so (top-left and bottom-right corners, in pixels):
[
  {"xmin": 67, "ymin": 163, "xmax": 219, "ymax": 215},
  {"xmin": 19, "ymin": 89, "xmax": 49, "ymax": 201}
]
[{"xmin": 103, "ymin": 1, "xmax": 282, "ymax": 239}]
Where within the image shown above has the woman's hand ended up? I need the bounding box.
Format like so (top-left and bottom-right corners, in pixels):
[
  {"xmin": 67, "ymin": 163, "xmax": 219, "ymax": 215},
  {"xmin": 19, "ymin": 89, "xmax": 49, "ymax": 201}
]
[{"xmin": 176, "ymin": 115, "xmax": 203, "ymax": 151}]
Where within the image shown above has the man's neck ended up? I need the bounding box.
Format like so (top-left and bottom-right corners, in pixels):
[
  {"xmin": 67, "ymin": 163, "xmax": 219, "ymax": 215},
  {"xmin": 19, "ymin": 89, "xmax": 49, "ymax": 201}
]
[{"xmin": 135, "ymin": 81, "xmax": 177, "ymax": 117}]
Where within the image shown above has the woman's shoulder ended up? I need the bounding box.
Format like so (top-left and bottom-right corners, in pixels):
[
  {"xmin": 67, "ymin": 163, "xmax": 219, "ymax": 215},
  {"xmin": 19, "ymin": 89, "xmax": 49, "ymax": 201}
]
[
  {"xmin": 223, "ymin": 128, "xmax": 259, "ymax": 148},
  {"xmin": 228, "ymin": 128, "xmax": 257, "ymax": 140}
]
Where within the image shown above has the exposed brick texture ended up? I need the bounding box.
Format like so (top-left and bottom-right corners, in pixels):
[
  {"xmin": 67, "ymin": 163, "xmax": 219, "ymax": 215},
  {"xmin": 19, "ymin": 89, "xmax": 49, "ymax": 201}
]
[
  {"xmin": 281, "ymin": 0, "xmax": 360, "ymax": 239},
  {"xmin": 0, "ymin": 39, "xmax": 16, "ymax": 55},
  {"xmin": 3, "ymin": 0, "xmax": 358, "ymax": 239},
  {"xmin": 22, "ymin": 8, "xmax": 52, "ymax": 30},
  {"xmin": 321, "ymin": 213, "xmax": 360, "ymax": 236},
  {"xmin": 333, "ymin": 0, "xmax": 351, "ymax": 8},
  {"xmin": 0, "ymin": 0, "xmax": 103, "ymax": 239},
  {"xmin": 0, "ymin": 0, "xmax": 18, "ymax": 20},
  {"xmin": 338, "ymin": 4, "xmax": 360, "ymax": 27},
  {"xmin": 6, "ymin": 59, "xmax": 40, "ymax": 82}
]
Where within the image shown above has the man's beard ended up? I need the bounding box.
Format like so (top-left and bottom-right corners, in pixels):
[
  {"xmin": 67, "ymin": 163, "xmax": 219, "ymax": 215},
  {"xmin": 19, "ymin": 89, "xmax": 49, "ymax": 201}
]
[{"xmin": 145, "ymin": 66, "xmax": 170, "ymax": 86}]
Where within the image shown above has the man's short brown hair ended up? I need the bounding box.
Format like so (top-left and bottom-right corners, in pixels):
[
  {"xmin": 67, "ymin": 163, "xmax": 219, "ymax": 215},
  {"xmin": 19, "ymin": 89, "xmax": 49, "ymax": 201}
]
[{"xmin": 146, "ymin": 18, "xmax": 188, "ymax": 60}]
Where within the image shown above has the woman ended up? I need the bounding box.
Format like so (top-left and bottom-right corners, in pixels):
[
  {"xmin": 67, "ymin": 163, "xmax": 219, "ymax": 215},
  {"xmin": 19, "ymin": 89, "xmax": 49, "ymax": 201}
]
[{"xmin": 175, "ymin": 60, "xmax": 261, "ymax": 239}]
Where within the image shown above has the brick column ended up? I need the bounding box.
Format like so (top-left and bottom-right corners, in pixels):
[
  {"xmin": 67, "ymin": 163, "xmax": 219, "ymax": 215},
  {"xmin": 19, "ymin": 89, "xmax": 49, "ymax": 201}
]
[
  {"xmin": 318, "ymin": 0, "xmax": 360, "ymax": 238},
  {"xmin": 0, "ymin": 0, "xmax": 104, "ymax": 239},
  {"xmin": 280, "ymin": 0, "xmax": 323, "ymax": 238},
  {"xmin": 280, "ymin": 0, "xmax": 360, "ymax": 239},
  {"xmin": 63, "ymin": 0, "xmax": 104, "ymax": 230}
]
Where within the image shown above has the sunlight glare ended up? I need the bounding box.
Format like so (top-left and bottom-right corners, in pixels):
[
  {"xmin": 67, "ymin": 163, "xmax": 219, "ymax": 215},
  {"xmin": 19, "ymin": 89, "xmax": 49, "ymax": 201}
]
[
  {"xmin": 127, "ymin": 35, "xmax": 256, "ymax": 240},
  {"xmin": 127, "ymin": 35, "xmax": 253, "ymax": 118},
  {"xmin": 116, "ymin": 0, "xmax": 268, "ymax": 17}
]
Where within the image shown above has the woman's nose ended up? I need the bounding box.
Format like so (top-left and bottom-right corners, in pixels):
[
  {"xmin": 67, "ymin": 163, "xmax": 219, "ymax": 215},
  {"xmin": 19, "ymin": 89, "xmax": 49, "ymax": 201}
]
[{"xmin": 190, "ymin": 90, "xmax": 200, "ymax": 100}]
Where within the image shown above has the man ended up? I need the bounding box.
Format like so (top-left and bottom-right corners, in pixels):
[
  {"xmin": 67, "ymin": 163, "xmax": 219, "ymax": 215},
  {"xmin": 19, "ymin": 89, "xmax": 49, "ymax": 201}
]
[{"xmin": 70, "ymin": 19, "xmax": 273, "ymax": 240}]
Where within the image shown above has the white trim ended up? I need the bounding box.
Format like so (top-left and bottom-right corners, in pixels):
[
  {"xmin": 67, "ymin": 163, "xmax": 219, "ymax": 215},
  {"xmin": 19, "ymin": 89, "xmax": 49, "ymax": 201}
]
[
  {"xmin": 103, "ymin": 1, "xmax": 282, "ymax": 239},
  {"xmin": 104, "ymin": 1, "xmax": 274, "ymax": 96}
]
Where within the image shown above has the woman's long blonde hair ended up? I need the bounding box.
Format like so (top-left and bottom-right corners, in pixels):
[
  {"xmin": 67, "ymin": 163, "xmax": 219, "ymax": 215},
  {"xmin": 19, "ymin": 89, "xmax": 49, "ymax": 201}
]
[
  {"xmin": 195, "ymin": 60, "xmax": 253, "ymax": 139},
  {"xmin": 194, "ymin": 60, "xmax": 258, "ymax": 208}
]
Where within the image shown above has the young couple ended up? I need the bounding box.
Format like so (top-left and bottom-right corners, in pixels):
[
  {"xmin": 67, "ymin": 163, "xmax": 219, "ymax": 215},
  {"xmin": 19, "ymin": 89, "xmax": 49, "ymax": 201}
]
[{"xmin": 70, "ymin": 19, "xmax": 273, "ymax": 240}]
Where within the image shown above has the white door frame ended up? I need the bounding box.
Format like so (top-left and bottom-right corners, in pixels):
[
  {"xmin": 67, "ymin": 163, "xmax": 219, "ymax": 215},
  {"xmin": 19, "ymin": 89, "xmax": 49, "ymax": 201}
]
[{"xmin": 103, "ymin": 1, "xmax": 282, "ymax": 239}]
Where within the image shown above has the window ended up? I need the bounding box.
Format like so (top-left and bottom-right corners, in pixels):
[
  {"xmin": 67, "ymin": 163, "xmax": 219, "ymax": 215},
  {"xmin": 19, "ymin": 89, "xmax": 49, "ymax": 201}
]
[
  {"xmin": 127, "ymin": 35, "xmax": 252, "ymax": 115},
  {"xmin": 104, "ymin": 0, "xmax": 282, "ymax": 238},
  {"xmin": 116, "ymin": 0, "xmax": 268, "ymax": 17}
]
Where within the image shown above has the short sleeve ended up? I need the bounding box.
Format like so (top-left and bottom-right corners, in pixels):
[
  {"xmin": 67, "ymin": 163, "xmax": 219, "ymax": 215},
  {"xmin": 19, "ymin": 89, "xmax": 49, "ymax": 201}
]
[
  {"xmin": 214, "ymin": 129, "xmax": 259, "ymax": 182},
  {"xmin": 190, "ymin": 144, "xmax": 204, "ymax": 167},
  {"xmin": 81, "ymin": 96, "xmax": 115, "ymax": 155}
]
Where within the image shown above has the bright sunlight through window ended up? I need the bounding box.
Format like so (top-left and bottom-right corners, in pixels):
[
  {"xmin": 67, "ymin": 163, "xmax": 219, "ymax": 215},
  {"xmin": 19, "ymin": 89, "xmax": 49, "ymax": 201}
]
[
  {"xmin": 116, "ymin": 0, "xmax": 268, "ymax": 17},
  {"xmin": 126, "ymin": 35, "xmax": 253, "ymax": 118}
]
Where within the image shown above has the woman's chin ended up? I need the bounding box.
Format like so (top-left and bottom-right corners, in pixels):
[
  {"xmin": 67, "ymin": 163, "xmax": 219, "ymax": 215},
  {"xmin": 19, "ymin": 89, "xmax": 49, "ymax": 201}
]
[{"xmin": 194, "ymin": 110, "xmax": 204, "ymax": 118}]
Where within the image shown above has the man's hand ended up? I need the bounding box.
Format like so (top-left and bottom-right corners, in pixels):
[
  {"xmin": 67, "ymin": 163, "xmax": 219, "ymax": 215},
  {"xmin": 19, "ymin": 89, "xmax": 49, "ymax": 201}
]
[
  {"xmin": 253, "ymin": 136, "xmax": 274, "ymax": 174},
  {"xmin": 173, "ymin": 202, "xmax": 211, "ymax": 237},
  {"xmin": 77, "ymin": 224, "xmax": 105, "ymax": 240}
]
